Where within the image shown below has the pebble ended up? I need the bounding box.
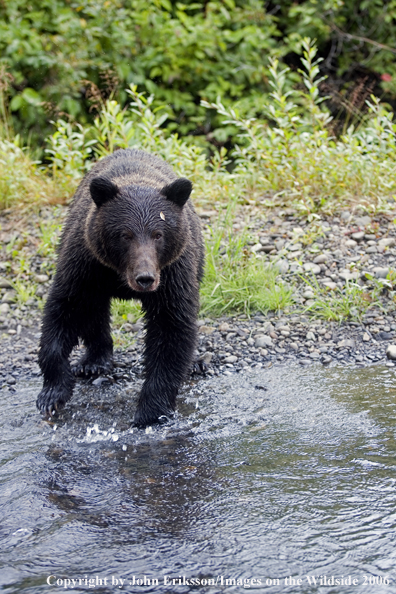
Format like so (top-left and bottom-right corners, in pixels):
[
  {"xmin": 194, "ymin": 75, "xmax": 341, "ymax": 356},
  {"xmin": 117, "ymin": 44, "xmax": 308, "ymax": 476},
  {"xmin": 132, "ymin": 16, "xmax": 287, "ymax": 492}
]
[
  {"xmin": 345, "ymin": 239, "xmax": 357, "ymax": 248},
  {"xmin": 351, "ymin": 231, "xmax": 365, "ymax": 241},
  {"xmin": 224, "ymin": 355, "xmax": 238, "ymax": 364},
  {"xmin": 372, "ymin": 267, "xmax": 389, "ymax": 279},
  {"xmin": 303, "ymin": 263, "xmax": 321, "ymax": 275},
  {"xmin": 35, "ymin": 274, "xmax": 49, "ymax": 283},
  {"xmin": 386, "ymin": 345, "xmax": 396, "ymax": 360},
  {"xmin": 274, "ymin": 259, "xmax": 289, "ymax": 274},
  {"xmin": 199, "ymin": 326, "xmax": 215, "ymax": 335},
  {"xmin": 255, "ymin": 336, "xmax": 272, "ymax": 348},
  {"xmin": 313, "ymin": 254, "xmax": 328, "ymax": 264},
  {"xmin": 0, "ymin": 303, "xmax": 10, "ymax": 314},
  {"xmin": 0, "ymin": 278, "xmax": 13, "ymax": 289}
]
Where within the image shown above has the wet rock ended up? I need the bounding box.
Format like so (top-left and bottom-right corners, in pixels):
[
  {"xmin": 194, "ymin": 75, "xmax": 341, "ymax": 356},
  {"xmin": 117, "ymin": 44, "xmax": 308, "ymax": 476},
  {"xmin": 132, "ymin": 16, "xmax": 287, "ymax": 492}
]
[{"xmin": 386, "ymin": 345, "xmax": 396, "ymax": 360}]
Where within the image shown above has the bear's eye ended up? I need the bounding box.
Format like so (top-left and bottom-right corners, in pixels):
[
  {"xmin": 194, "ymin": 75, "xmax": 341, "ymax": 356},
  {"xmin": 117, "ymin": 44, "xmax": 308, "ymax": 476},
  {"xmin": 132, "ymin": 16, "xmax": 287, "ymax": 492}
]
[
  {"xmin": 122, "ymin": 230, "xmax": 134, "ymax": 240},
  {"xmin": 154, "ymin": 232, "xmax": 163, "ymax": 241}
]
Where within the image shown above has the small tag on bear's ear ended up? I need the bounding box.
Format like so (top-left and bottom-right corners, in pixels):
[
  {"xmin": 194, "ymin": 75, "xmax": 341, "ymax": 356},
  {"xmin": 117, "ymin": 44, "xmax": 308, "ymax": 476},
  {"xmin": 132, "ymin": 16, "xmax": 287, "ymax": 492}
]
[{"xmin": 160, "ymin": 212, "xmax": 165, "ymax": 220}]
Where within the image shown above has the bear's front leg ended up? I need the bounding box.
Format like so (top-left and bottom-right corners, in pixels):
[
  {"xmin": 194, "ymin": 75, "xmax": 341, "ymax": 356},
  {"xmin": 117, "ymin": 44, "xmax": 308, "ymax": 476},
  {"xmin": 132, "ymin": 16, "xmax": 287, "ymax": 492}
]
[
  {"xmin": 37, "ymin": 294, "xmax": 79, "ymax": 415},
  {"xmin": 134, "ymin": 293, "xmax": 199, "ymax": 427}
]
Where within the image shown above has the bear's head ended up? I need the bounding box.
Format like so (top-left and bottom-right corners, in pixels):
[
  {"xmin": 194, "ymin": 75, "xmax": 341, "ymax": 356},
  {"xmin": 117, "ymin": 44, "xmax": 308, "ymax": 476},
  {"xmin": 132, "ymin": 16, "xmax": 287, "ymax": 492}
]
[{"xmin": 86, "ymin": 176, "xmax": 192, "ymax": 293}]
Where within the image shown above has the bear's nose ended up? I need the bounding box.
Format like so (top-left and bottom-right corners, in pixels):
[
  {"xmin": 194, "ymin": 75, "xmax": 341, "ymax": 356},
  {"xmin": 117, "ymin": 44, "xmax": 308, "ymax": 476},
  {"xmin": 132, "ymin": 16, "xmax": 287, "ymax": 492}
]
[{"xmin": 135, "ymin": 273, "xmax": 155, "ymax": 290}]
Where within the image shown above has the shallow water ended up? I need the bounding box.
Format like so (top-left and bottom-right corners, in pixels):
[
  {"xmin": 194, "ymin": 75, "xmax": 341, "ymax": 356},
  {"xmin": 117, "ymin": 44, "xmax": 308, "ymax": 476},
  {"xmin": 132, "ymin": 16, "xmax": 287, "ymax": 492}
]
[{"xmin": 2, "ymin": 365, "xmax": 396, "ymax": 593}]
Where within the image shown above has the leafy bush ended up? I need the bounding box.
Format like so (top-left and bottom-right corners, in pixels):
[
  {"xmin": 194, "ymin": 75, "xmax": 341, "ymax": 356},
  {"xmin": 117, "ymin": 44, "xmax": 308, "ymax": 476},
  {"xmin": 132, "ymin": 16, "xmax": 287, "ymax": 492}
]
[{"xmin": 1, "ymin": 0, "xmax": 395, "ymax": 148}]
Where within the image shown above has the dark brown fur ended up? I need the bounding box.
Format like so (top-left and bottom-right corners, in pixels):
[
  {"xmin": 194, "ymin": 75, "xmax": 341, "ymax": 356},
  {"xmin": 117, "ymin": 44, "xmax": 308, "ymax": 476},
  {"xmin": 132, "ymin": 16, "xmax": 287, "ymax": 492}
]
[{"xmin": 37, "ymin": 149, "xmax": 204, "ymax": 426}]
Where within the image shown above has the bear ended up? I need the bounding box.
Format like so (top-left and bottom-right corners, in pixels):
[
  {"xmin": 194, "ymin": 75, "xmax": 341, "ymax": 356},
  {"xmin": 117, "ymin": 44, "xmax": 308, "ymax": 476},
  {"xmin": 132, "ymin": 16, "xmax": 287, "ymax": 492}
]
[{"xmin": 37, "ymin": 149, "xmax": 204, "ymax": 427}]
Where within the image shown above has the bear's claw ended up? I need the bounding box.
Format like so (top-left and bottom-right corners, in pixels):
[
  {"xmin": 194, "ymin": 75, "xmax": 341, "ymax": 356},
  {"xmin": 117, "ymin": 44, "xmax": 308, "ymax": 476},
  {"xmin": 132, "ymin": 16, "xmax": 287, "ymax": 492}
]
[
  {"xmin": 72, "ymin": 359, "xmax": 113, "ymax": 378},
  {"xmin": 36, "ymin": 385, "xmax": 72, "ymax": 416}
]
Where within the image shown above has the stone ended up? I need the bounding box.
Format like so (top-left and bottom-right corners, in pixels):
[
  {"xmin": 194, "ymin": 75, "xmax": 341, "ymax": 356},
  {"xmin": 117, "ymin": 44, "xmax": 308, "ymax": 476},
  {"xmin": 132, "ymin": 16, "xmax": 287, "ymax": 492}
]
[
  {"xmin": 302, "ymin": 290, "xmax": 315, "ymax": 299},
  {"xmin": 255, "ymin": 335, "xmax": 272, "ymax": 348},
  {"xmin": 0, "ymin": 277, "xmax": 13, "ymax": 289},
  {"xmin": 313, "ymin": 254, "xmax": 328, "ymax": 264},
  {"xmin": 35, "ymin": 274, "xmax": 49, "ymax": 283},
  {"xmin": 274, "ymin": 259, "xmax": 289, "ymax": 274},
  {"xmin": 0, "ymin": 303, "xmax": 10, "ymax": 314},
  {"xmin": 224, "ymin": 355, "xmax": 238, "ymax": 364},
  {"xmin": 2, "ymin": 291, "xmax": 16, "ymax": 303},
  {"xmin": 362, "ymin": 333, "xmax": 371, "ymax": 342},
  {"xmin": 372, "ymin": 267, "xmax": 389, "ymax": 279},
  {"xmin": 345, "ymin": 239, "xmax": 357, "ymax": 248},
  {"xmin": 303, "ymin": 263, "xmax": 321, "ymax": 275},
  {"xmin": 339, "ymin": 270, "xmax": 359, "ymax": 281},
  {"xmin": 306, "ymin": 331, "xmax": 316, "ymax": 341},
  {"xmin": 365, "ymin": 246, "xmax": 377, "ymax": 254},
  {"xmin": 386, "ymin": 345, "xmax": 396, "ymax": 360},
  {"xmin": 275, "ymin": 239, "xmax": 285, "ymax": 251},
  {"xmin": 199, "ymin": 326, "xmax": 215, "ymax": 335},
  {"xmin": 351, "ymin": 231, "xmax": 365, "ymax": 241},
  {"xmin": 322, "ymin": 281, "xmax": 337, "ymax": 290},
  {"xmin": 378, "ymin": 237, "xmax": 396, "ymax": 252},
  {"xmin": 251, "ymin": 243, "xmax": 265, "ymax": 253},
  {"xmin": 354, "ymin": 215, "xmax": 371, "ymax": 227},
  {"xmin": 261, "ymin": 244, "xmax": 275, "ymax": 253},
  {"xmin": 218, "ymin": 322, "xmax": 230, "ymax": 332}
]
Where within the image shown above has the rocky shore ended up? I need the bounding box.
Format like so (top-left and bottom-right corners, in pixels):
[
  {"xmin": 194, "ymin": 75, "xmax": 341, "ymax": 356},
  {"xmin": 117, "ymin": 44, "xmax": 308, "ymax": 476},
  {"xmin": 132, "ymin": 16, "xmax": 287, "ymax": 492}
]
[{"xmin": 1, "ymin": 206, "xmax": 396, "ymax": 395}]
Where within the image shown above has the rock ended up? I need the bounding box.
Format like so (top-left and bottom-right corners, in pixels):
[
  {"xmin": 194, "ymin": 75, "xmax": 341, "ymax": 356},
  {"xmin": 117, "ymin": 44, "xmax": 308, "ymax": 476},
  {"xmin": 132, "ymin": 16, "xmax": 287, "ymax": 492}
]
[
  {"xmin": 354, "ymin": 215, "xmax": 371, "ymax": 227},
  {"xmin": 255, "ymin": 335, "xmax": 272, "ymax": 348},
  {"xmin": 2, "ymin": 291, "xmax": 16, "ymax": 303},
  {"xmin": 200, "ymin": 351, "xmax": 213, "ymax": 365},
  {"xmin": 224, "ymin": 355, "xmax": 238, "ymax": 364},
  {"xmin": 333, "ymin": 249, "xmax": 343, "ymax": 259},
  {"xmin": 302, "ymin": 290, "xmax": 315, "ymax": 299},
  {"xmin": 35, "ymin": 274, "xmax": 49, "ymax": 283},
  {"xmin": 313, "ymin": 254, "xmax": 328, "ymax": 264},
  {"xmin": 339, "ymin": 270, "xmax": 359, "ymax": 281},
  {"xmin": 321, "ymin": 355, "xmax": 332, "ymax": 365},
  {"xmin": 218, "ymin": 322, "xmax": 230, "ymax": 332},
  {"xmin": 92, "ymin": 377, "xmax": 110, "ymax": 386},
  {"xmin": 372, "ymin": 267, "xmax": 389, "ymax": 279},
  {"xmin": 337, "ymin": 339, "xmax": 355, "ymax": 348},
  {"xmin": 340, "ymin": 211, "xmax": 351, "ymax": 221},
  {"xmin": 362, "ymin": 333, "xmax": 371, "ymax": 342},
  {"xmin": 351, "ymin": 231, "xmax": 365, "ymax": 241},
  {"xmin": 261, "ymin": 244, "xmax": 275, "ymax": 253},
  {"xmin": 251, "ymin": 243, "xmax": 265, "ymax": 253},
  {"xmin": 365, "ymin": 246, "xmax": 377, "ymax": 254},
  {"xmin": 0, "ymin": 277, "xmax": 13, "ymax": 289},
  {"xmin": 378, "ymin": 238, "xmax": 395, "ymax": 252},
  {"xmin": 345, "ymin": 239, "xmax": 357, "ymax": 248},
  {"xmin": 303, "ymin": 263, "xmax": 321, "ymax": 275},
  {"xmin": 386, "ymin": 345, "xmax": 396, "ymax": 360},
  {"xmin": 322, "ymin": 281, "xmax": 337, "ymax": 290},
  {"xmin": 274, "ymin": 259, "xmax": 289, "ymax": 274},
  {"xmin": 199, "ymin": 326, "xmax": 215, "ymax": 335},
  {"xmin": 275, "ymin": 239, "xmax": 285, "ymax": 251},
  {"xmin": 306, "ymin": 331, "xmax": 316, "ymax": 341},
  {"xmin": 0, "ymin": 303, "xmax": 10, "ymax": 314}
]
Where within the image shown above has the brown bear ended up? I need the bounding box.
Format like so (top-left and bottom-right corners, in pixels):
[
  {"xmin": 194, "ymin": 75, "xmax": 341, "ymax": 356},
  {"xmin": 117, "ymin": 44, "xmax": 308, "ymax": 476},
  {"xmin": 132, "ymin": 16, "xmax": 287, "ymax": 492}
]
[{"xmin": 37, "ymin": 149, "xmax": 204, "ymax": 427}]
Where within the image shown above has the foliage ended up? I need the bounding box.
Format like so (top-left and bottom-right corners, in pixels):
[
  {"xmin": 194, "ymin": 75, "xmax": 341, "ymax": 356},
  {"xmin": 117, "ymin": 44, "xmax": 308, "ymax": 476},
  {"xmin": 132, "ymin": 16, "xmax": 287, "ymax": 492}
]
[
  {"xmin": 1, "ymin": 0, "xmax": 396, "ymax": 149},
  {"xmin": 203, "ymin": 39, "xmax": 396, "ymax": 213},
  {"xmin": 0, "ymin": 137, "xmax": 68, "ymax": 209}
]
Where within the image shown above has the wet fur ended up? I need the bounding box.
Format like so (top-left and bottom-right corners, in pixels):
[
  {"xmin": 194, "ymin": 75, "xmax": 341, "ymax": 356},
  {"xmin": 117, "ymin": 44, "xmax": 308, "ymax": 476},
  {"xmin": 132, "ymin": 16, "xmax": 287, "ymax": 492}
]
[{"xmin": 37, "ymin": 149, "xmax": 204, "ymax": 426}]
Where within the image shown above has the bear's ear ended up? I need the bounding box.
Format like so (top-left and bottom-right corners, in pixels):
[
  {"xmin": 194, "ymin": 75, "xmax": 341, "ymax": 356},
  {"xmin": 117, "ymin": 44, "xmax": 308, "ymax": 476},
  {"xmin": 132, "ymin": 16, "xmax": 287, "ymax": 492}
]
[
  {"xmin": 161, "ymin": 178, "xmax": 192, "ymax": 208},
  {"xmin": 90, "ymin": 177, "xmax": 118, "ymax": 208}
]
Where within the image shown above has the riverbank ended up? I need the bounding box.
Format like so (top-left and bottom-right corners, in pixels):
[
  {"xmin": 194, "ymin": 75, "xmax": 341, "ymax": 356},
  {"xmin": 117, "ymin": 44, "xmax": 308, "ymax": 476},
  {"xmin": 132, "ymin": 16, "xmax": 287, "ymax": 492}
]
[{"xmin": 1, "ymin": 204, "xmax": 396, "ymax": 395}]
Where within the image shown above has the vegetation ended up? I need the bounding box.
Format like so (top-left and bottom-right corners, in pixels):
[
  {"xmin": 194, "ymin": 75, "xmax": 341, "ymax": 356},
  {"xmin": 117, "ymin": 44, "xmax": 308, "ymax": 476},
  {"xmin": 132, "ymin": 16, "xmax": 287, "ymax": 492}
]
[{"xmin": 1, "ymin": 0, "xmax": 395, "ymax": 149}]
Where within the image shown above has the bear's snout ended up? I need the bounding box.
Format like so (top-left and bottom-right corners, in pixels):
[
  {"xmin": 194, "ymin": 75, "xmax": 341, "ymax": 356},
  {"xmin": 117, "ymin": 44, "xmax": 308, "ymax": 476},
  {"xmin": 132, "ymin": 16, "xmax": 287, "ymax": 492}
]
[{"xmin": 135, "ymin": 273, "xmax": 156, "ymax": 290}]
